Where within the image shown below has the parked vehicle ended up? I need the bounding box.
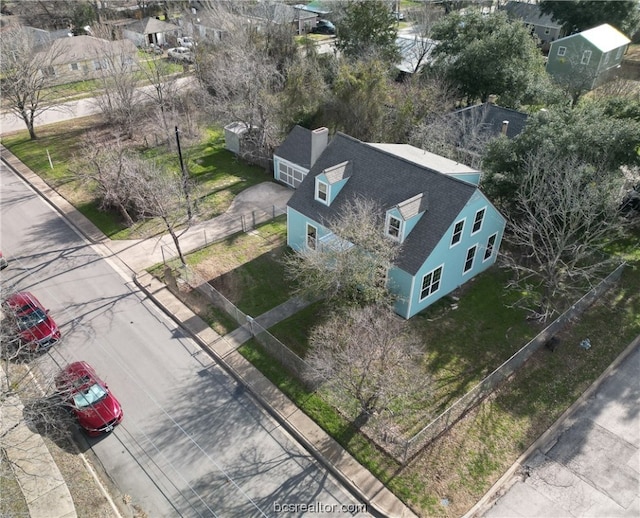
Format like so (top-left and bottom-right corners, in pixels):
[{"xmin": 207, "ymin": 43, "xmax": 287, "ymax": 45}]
[
  {"xmin": 2, "ymin": 291, "xmax": 60, "ymax": 353},
  {"xmin": 177, "ymin": 36, "xmax": 195, "ymax": 48},
  {"xmin": 55, "ymin": 361, "xmax": 124, "ymax": 436},
  {"xmin": 0, "ymin": 251, "xmax": 7, "ymax": 270},
  {"xmin": 393, "ymin": 11, "xmax": 405, "ymax": 21},
  {"xmin": 143, "ymin": 43, "xmax": 163, "ymax": 55},
  {"xmin": 167, "ymin": 46, "xmax": 194, "ymax": 63},
  {"xmin": 312, "ymin": 19, "xmax": 336, "ymax": 35}
]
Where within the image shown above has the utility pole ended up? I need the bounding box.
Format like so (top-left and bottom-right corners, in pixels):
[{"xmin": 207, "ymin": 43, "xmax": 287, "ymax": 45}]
[{"xmin": 175, "ymin": 126, "xmax": 193, "ymax": 224}]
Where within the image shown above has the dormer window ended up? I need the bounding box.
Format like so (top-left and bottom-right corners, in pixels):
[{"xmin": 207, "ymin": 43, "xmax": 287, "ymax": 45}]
[
  {"xmin": 386, "ymin": 215, "xmax": 402, "ymax": 240},
  {"xmin": 315, "ymin": 179, "xmax": 328, "ymax": 204}
]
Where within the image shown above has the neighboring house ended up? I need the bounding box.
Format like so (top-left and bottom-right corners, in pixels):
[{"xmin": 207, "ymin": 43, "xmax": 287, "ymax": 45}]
[
  {"xmin": 453, "ymin": 102, "xmax": 529, "ymax": 140},
  {"xmin": 395, "ymin": 34, "xmax": 437, "ymax": 76},
  {"xmin": 122, "ymin": 17, "xmax": 180, "ymax": 47},
  {"xmin": 36, "ymin": 35, "xmax": 138, "ymax": 85},
  {"xmin": 502, "ymin": 1, "xmax": 563, "ymax": 50},
  {"xmin": 546, "ymin": 24, "xmax": 631, "ymax": 91},
  {"xmin": 181, "ymin": 11, "xmax": 231, "ymax": 43},
  {"xmin": 281, "ymin": 128, "xmax": 506, "ymax": 318},
  {"xmin": 246, "ymin": 2, "xmax": 317, "ymax": 35}
]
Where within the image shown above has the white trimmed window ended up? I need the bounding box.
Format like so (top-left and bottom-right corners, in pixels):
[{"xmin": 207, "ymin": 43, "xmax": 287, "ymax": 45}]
[
  {"xmin": 70, "ymin": 62, "xmax": 79, "ymax": 71},
  {"xmin": 616, "ymin": 46, "xmax": 624, "ymax": 60},
  {"xmin": 306, "ymin": 224, "xmax": 317, "ymax": 250},
  {"xmin": 464, "ymin": 245, "xmax": 477, "ymax": 274},
  {"xmin": 603, "ymin": 52, "xmax": 610, "ymax": 65},
  {"xmin": 451, "ymin": 220, "xmax": 464, "ymax": 246},
  {"xmin": 420, "ymin": 265, "xmax": 443, "ymax": 300},
  {"xmin": 484, "ymin": 233, "xmax": 497, "ymax": 261},
  {"xmin": 315, "ymin": 180, "xmax": 328, "ymax": 204},
  {"xmin": 581, "ymin": 50, "xmax": 592, "ymax": 65},
  {"xmin": 278, "ymin": 162, "xmax": 305, "ymax": 188},
  {"xmin": 557, "ymin": 46, "xmax": 566, "ymax": 57},
  {"xmin": 471, "ymin": 208, "xmax": 485, "ymax": 234},
  {"xmin": 386, "ymin": 215, "xmax": 402, "ymax": 240}
]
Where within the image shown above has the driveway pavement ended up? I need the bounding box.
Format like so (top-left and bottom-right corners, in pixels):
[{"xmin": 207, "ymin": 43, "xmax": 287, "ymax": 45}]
[{"xmin": 473, "ymin": 337, "xmax": 640, "ymax": 518}]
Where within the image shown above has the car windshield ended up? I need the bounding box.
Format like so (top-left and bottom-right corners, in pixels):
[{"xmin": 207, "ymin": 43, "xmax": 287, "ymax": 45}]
[
  {"xmin": 73, "ymin": 383, "xmax": 108, "ymax": 409},
  {"xmin": 17, "ymin": 308, "xmax": 47, "ymax": 330}
]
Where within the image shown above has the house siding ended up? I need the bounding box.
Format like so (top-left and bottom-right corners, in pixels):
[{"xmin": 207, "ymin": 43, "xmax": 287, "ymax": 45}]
[
  {"xmin": 287, "ymin": 206, "xmax": 330, "ymax": 249},
  {"xmin": 547, "ymin": 29, "xmax": 629, "ymax": 90},
  {"xmin": 402, "ymin": 194, "xmax": 504, "ymax": 318}
]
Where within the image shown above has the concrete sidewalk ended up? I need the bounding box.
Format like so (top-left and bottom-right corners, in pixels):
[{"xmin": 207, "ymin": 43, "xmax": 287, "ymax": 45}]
[
  {"xmin": 1, "ymin": 145, "xmax": 417, "ymax": 518},
  {"xmin": 0, "ymin": 385, "xmax": 77, "ymax": 518},
  {"xmin": 467, "ymin": 335, "xmax": 640, "ymax": 518}
]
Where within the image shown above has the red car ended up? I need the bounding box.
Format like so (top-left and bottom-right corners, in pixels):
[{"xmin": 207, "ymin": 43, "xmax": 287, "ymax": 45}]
[
  {"xmin": 55, "ymin": 361, "xmax": 124, "ymax": 436},
  {"xmin": 3, "ymin": 292, "xmax": 61, "ymax": 352}
]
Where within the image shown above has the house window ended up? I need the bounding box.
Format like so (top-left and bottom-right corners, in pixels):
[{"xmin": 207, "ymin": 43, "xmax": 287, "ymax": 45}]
[
  {"xmin": 386, "ymin": 215, "xmax": 402, "ymax": 240},
  {"xmin": 94, "ymin": 59, "xmax": 106, "ymax": 70},
  {"xmin": 557, "ymin": 46, "xmax": 566, "ymax": 57},
  {"xmin": 70, "ymin": 63, "xmax": 79, "ymax": 71},
  {"xmin": 484, "ymin": 233, "xmax": 497, "ymax": 261},
  {"xmin": 451, "ymin": 220, "xmax": 464, "ymax": 246},
  {"xmin": 581, "ymin": 50, "xmax": 591, "ymax": 65},
  {"xmin": 278, "ymin": 163, "xmax": 304, "ymax": 188},
  {"xmin": 315, "ymin": 180, "xmax": 328, "ymax": 204},
  {"xmin": 603, "ymin": 52, "xmax": 610, "ymax": 65},
  {"xmin": 616, "ymin": 46, "xmax": 624, "ymax": 60},
  {"xmin": 471, "ymin": 208, "xmax": 485, "ymax": 234},
  {"xmin": 306, "ymin": 224, "xmax": 317, "ymax": 250},
  {"xmin": 464, "ymin": 246, "xmax": 477, "ymax": 274},
  {"xmin": 420, "ymin": 265, "xmax": 443, "ymax": 300}
]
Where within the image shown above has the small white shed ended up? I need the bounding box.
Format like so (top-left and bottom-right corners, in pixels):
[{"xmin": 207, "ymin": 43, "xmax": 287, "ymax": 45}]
[{"xmin": 224, "ymin": 122, "xmax": 249, "ymax": 154}]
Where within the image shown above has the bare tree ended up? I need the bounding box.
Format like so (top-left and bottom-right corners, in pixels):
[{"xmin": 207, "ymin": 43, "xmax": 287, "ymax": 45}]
[
  {"xmin": 410, "ymin": 102, "xmax": 498, "ymax": 169},
  {"xmin": 90, "ymin": 37, "xmax": 141, "ymax": 139},
  {"xmin": 195, "ymin": 2, "xmax": 284, "ymax": 164},
  {"xmin": 129, "ymin": 160, "xmax": 194, "ymax": 265},
  {"xmin": 69, "ymin": 133, "xmax": 138, "ymax": 226},
  {"xmin": 0, "ymin": 25, "xmax": 65, "ymax": 139},
  {"xmin": 284, "ymin": 198, "xmax": 399, "ymax": 306},
  {"xmin": 305, "ymin": 304, "xmax": 428, "ymax": 425},
  {"xmin": 503, "ymin": 150, "xmax": 627, "ymax": 321}
]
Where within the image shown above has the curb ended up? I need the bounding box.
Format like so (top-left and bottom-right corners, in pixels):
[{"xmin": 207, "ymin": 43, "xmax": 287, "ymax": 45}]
[
  {"xmin": 464, "ymin": 333, "xmax": 640, "ymax": 518},
  {"xmin": 133, "ymin": 271, "xmax": 418, "ymax": 518}
]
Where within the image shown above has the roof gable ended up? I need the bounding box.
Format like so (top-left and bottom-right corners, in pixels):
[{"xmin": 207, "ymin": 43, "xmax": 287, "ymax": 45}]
[
  {"xmin": 555, "ymin": 23, "xmax": 630, "ymax": 53},
  {"xmin": 287, "ymin": 133, "xmax": 478, "ymax": 275},
  {"xmin": 502, "ymin": 1, "xmax": 561, "ymax": 29},
  {"xmin": 45, "ymin": 36, "xmax": 137, "ymax": 65},
  {"xmin": 275, "ymin": 125, "xmax": 313, "ymax": 168},
  {"xmin": 125, "ymin": 17, "xmax": 180, "ymax": 34}
]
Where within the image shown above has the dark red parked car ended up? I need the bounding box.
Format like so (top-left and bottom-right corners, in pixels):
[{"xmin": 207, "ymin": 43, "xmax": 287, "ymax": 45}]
[
  {"xmin": 2, "ymin": 291, "xmax": 61, "ymax": 352},
  {"xmin": 55, "ymin": 361, "xmax": 124, "ymax": 436}
]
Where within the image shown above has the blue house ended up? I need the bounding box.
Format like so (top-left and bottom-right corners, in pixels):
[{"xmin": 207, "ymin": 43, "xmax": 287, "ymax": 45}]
[{"xmin": 276, "ymin": 128, "xmax": 506, "ymax": 318}]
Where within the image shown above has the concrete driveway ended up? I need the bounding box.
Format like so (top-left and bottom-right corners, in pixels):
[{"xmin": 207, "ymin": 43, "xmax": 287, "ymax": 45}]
[{"xmin": 481, "ymin": 339, "xmax": 640, "ymax": 518}]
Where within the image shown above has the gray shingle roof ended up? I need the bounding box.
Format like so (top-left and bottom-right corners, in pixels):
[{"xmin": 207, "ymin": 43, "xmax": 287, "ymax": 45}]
[
  {"xmin": 287, "ymin": 133, "xmax": 477, "ymax": 275},
  {"xmin": 275, "ymin": 125, "xmax": 314, "ymax": 168},
  {"xmin": 502, "ymin": 1, "xmax": 561, "ymax": 29},
  {"xmin": 453, "ymin": 103, "xmax": 529, "ymax": 140},
  {"xmin": 124, "ymin": 17, "xmax": 179, "ymax": 35}
]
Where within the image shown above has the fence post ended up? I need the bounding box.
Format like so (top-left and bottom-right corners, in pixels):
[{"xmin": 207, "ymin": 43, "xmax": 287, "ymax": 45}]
[{"xmin": 241, "ymin": 214, "xmax": 246, "ymax": 232}]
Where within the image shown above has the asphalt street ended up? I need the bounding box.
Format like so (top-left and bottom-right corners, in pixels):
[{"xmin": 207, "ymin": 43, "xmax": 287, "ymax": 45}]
[{"xmin": 0, "ymin": 161, "xmax": 368, "ymax": 517}]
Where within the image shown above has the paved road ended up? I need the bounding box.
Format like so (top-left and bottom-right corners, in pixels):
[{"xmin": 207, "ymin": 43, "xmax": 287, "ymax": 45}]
[
  {"xmin": 0, "ymin": 161, "xmax": 368, "ymax": 517},
  {"xmin": 0, "ymin": 76, "xmax": 193, "ymax": 135},
  {"xmin": 483, "ymin": 343, "xmax": 640, "ymax": 518}
]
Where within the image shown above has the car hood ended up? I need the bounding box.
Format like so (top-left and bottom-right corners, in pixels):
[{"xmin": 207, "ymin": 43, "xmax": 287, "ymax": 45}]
[
  {"xmin": 20, "ymin": 317, "xmax": 59, "ymax": 342},
  {"xmin": 75, "ymin": 394, "xmax": 122, "ymax": 429}
]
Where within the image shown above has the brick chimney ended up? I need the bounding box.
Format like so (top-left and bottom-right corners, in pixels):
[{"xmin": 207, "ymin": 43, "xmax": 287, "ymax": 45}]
[{"xmin": 310, "ymin": 127, "xmax": 329, "ymax": 167}]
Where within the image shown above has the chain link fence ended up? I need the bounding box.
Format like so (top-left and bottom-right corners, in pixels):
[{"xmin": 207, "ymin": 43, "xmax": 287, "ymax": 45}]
[{"xmin": 396, "ymin": 263, "xmax": 626, "ymax": 464}]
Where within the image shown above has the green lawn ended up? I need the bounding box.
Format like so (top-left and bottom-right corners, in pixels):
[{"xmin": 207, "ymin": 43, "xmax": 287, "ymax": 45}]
[{"xmin": 2, "ymin": 123, "xmax": 271, "ymax": 239}]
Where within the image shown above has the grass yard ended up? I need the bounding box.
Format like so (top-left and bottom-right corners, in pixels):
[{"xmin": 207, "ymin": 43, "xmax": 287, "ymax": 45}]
[
  {"xmin": 147, "ymin": 203, "xmax": 639, "ymax": 518},
  {"xmin": 2, "ymin": 121, "xmax": 271, "ymax": 240}
]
